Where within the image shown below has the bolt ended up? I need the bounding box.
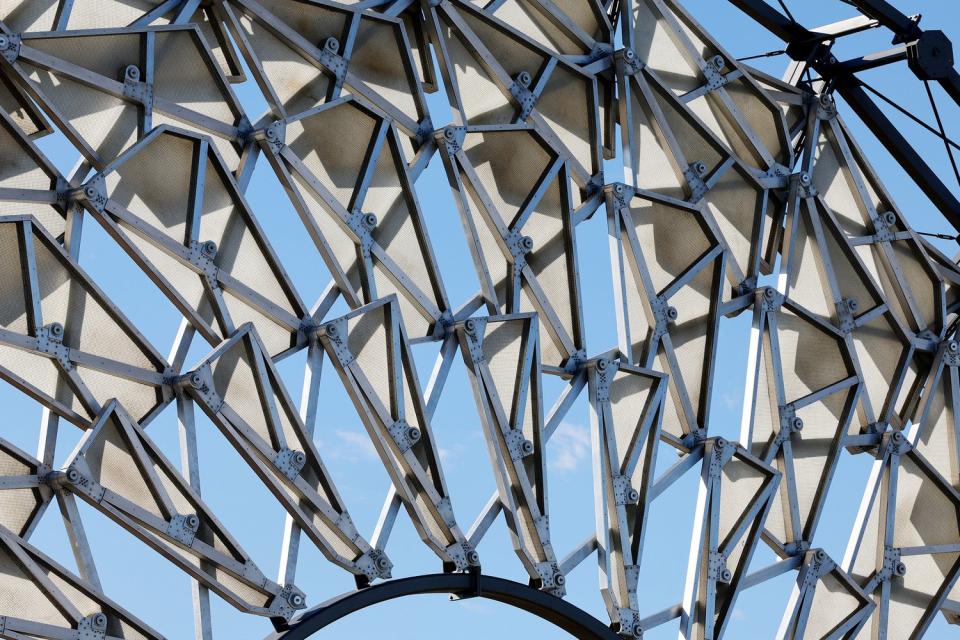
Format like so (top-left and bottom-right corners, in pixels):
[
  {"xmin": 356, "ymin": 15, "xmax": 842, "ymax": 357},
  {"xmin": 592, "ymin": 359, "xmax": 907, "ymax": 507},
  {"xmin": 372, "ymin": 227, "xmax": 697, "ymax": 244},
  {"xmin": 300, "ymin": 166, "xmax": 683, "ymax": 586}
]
[
  {"xmin": 466, "ymin": 549, "xmax": 480, "ymax": 565},
  {"xmin": 288, "ymin": 592, "xmax": 305, "ymax": 607},
  {"xmin": 125, "ymin": 65, "xmax": 140, "ymax": 81},
  {"xmin": 0, "ymin": 36, "xmax": 8, "ymax": 49},
  {"xmin": 892, "ymin": 431, "xmax": 905, "ymax": 444},
  {"xmin": 521, "ymin": 235, "xmax": 534, "ymax": 252},
  {"xmin": 711, "ymin": 54, "xmax": 725, "ymax": 70},
  {"xmin": 325, "ymin": 37, "xmax": 339, "ymax": 53},
  {"xmin": 84, "ymin": 185, "xmax": 97, "ymax": 198},
  {"xmin": 363, "ymin": 213, "xmax": 378, "ymax": 229},
  {"xmin": 715, "ymin": 437, "xmax": 727, "ymax": 450},
  {"xmin": 627, "ymin": 488, "xmax": 640, "ymax": 503},
  {"xmin": 819, "ymin": 93, "xmax": 835, "ymax": 108},
  {"xmin": 323, "ymin": 322, "xmax": 338, "ymax": 337},
  {"xmin": 882, "ymin": 211, "xmax": 897, "ymax": 227},
  {"xmin": 799, "ymin": 172, "xmax": 812, "ymax": 186},
  {"xmin": 189, "ymin": 372, "xmax": 204, "ymax": 389},
  {"xmin": 444, "ymin": 127, "xmax": 457, "ymax": 141},
  {"xmin": 632, "ymin": 624, "xmax": 644, "ymax": 638},
  {"xmin": 950, "ymin": 341, "xmax": 959, "ymax": 353},
  {"xmin": 186, "ymin": 514, "xmax": 200, "ymax": 530},
  {"xmin": 792, "ymin": 416, "xmax": 804, "ymax": 431},
  {"xmin": 847, "ymin": 298, "xmax": 859, "ymax": 313},
  {"xmin": 92, "ymin": 613, "xmax": 107, "ymax": 629},
  {"xmin": 596, "ymin": 358, "xmax": 609, "ymax": 372},
  {"xmin": 293, "ymin": 450, "xmax": 307, "ymax": 466},
  {"xmin": 721, "ymin": 568, "xmax": 732, "ymax": 582},
  {"xmin": 521, "ymin": 439, "xmax": 535, "ymax": 455},
  {"xmin": 815, "ymin": 549, "xmax": 827, "ymax": 562},
  {"xmin": 614, "ymin": 183, "xmax": 625, "ymax": 195},
  {"xmin": 202, "ymin": 240, "xmax": 217, "ymax": 257},
  {"xmin": 895, "ymin": 561, "xmax": 907, "ymax": 576},
  {"xmin": 764, "ymin": 288, "xmax": 776, "ymax": 301},
  {"xmin": 624, "ymin": 49, "xmax": 636, "ymax": 62},
  {"xmin": 406, "ymin": 426, "xmax": 421, "ymax": 444},
  {"xmin": 49, "ymin": 322, "xmax": 64, "ymax": 338},
  {"xmin": 464, "ymin": 318, "xmax": 478, "ymax": 335},
  {"xmin": 666, "ymin": 306, "xmax": 678, "ymax": 322},
  {"xmin": 517, "ymin": 71, "xmax": 532, "ymax": 87},
  {"xmin": 376, "ymin": 554, "xmax": 390, "ymax": 571},
  {"xmin": 693, "ymin": 161, "xmax": 707, "ymax": 176},
  {"xmin": 66, "ymin": 468, "xmax": 80, "ymax": 483}
]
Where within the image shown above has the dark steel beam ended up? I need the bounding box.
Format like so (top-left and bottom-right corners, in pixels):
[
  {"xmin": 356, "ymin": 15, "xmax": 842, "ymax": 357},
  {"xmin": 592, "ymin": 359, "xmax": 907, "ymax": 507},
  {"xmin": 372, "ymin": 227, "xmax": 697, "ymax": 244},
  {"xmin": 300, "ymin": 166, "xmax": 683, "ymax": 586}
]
[
  {"xmin": 265, "ymin": 573, "xmax": 622, "ymax": 640},
  {"xmin": 724, "ymin": 0, "xmax": 812, "ymax": 43},
  {"xmin": 835, "ymin": 77, "xmax": 960, "ymax": 231},
  {"xmin": 840, "ymin": 0, "xmax": 919, "ymax": 38}
]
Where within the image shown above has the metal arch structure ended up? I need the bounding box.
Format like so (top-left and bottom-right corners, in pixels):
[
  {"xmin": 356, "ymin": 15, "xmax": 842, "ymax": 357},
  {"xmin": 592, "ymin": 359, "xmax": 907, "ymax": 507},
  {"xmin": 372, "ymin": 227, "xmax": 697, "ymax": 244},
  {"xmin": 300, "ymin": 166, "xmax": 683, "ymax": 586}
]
[{"xmin": 0, "ymin": 1, "xmax": 959, "ymax": 639}]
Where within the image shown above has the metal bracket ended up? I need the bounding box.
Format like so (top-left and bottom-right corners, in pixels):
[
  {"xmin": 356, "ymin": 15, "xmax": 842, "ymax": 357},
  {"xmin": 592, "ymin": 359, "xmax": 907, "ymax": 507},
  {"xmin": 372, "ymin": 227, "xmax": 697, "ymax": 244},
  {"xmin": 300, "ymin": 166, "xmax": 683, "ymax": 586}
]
[
  {"xmin": 943, "ymin": 340, "xmax": 960, "ymax": 367},
  {"xmin": 791, "ymin": 171, "xmax": 818, "ymax": 199},
  {"xmin": 879, "ymin": 545, "xmax": 906, "ymax": 581},
  {"xmin": 881, "ymin": 430, "xmax": 910, "ymax": 457},
  {"xmin": 708, "ymin": 550, "xmax": 732, "ymax": 583},
  {"xmin": 592, "ymin": 358, "xmax": 617, "ymax": 402},
  {"xmin": 317, "ymin": 318, "xmax": 353, "ymax": 366},
  {"xmin": 836, "ymin": 296, "xmax": 860, "ymax": 334},
  {"xmin": 356, "ymin": 548, "xmax": 393, "ymax": 581},
  {"xmin": 871, "ymin": 210, "xmax": 899, "ymax": 243},
  {"xmin": 757, "ymin": 164, "xmax": 791, "ymax": 189},
  {"xmin": 612, "ymin": 474, "xmax": 640, "ymax": 506},
  {"xmin": 274, "ymin": 447, "xmax": 307, "ymax": 481},
  {"xmin": 816, "ymin": 92, "xmax": 838, "ymax": 120},
  {"xmin": 504, "ymin": 229, "xmax": 534, "ymax": 266},
  {"xmin": 533, "ymin": 560, "xmax": 565, "ymax": 595},
  {"xmin": 53, "ymin": 460, "xmax": 106, "ymax": 503},
  {"xmin": 261, "ymin": 119, "xmax": 286, "ymax": 154},
  {"xmin": 121, "ymin": 65, "xmax": 154, "ymax": 108},
  {"xmin": 387, "ymin": 418, "xmax": 421, "ymax": 454},
  {"xmin": 317, "ymin": 37, "xmax": 348, "ymax": 84},
  {"xmin": 509, "ymin": 71, "xmax": 536, "ymax": 121},
  {"xmin": 444, "ymin": 540, "xmax": 480, "ymax": 572},
  {"xmin": 651, "ymin": 298, "xmax": 678, "ymax": 341},
  {"xmin": 270, "ymin": 583, "xmax": 308, "ymax": 620},
  {"xmin": 181, "ymin": 364, "xmax": 225, "ymax": 413},
  {"xmin": 437, "ymin": 126, "xmax": 466, "ymax": 155},
  {"xmin": 35, "ymin": 323, "xmax": 72, "ymax": 369},
  {"xmin": 615, "ymin": 607, "xmax": 644, "ymax": 638},
  {"xmin": 0, "ymin": 33, "xmax": 21, "ymax": 64},
  {"xmin": 346, "ymin": 210, "xmax": 377, "ymax": 252},
  {"xmin": 618, "ymin": 48, "xmax": 644, "ymax": 76},
  {"xmin": 683, "ymin": 161, "xmax": 710, "ymax": 202},
  {"xmin": 700, "ymin": 55, "xmax": 730, "ymax": 94},
  {"xmin": 187, "ymin": 239, "xmax": 220, "ymax": 287},
  {"xmin": 758, "ymin": 287, "xmax": 783, "ymax": 312},
  {"xmin": 166, "ymin": 513, "xmax": 200, "ymax": 546},
  {"xmin": 504, "ymin": 427, "xmax": 534, "ymax": 461},
  {"xmin": 607, "ymin": 183, "xmax": 633, "ymax": 209},
  {"xmin": 776, "ymin": 405, "xmax": 804, "ymax": 445},
  {"xmin": 437, "ymin": 497, "xmax": 457, "ymax": 530},
  {"xmin": 73, "ymin": 176, "xmax": 109, "ymax": 214},
  {"xmin": 77, "ymin": 612, "xmax": 108, "ymax": 640}
]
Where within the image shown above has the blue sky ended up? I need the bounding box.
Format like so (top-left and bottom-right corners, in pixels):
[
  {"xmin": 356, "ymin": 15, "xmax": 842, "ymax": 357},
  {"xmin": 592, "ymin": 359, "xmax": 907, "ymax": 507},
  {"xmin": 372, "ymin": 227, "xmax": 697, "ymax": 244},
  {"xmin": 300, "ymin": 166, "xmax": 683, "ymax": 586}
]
[{"xmin": 6, "ymin": 1, "xmax": 960, "ymax": 639}]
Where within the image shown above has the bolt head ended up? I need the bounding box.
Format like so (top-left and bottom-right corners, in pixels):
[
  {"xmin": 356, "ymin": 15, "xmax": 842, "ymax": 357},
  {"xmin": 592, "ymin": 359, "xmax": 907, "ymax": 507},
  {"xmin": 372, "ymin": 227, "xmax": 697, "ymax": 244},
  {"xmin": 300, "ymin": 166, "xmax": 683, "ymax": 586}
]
[
  {"xmin": 0, "ymin": 36, "xmax": 8, "ymax": 49},
  {"xmin": 186, "ymin": 514, "xmax": 200, "ymax": 530},
  {"xmin": 444, "ymin": 127, "xmax": 457, "ymax": 141},
  {"xmin": 792, "ymin": 416, "xmax": 804, "ymax": 431},
  {"xmin": 632, "ymin": 624, "xmax": 644, "ymax": 638},
  {"xmin": 815, "ymin": 549, "xmax": 827, "ymax": 562},
  {"xmin": 715, "ymin": 437, "xmax": 727, "ymax": 450},
  {"xmin": 819, "ymin": 93, "xmax": 835, "ymax": 107},
  {"xmin": 627, "ymin": 488, "xmax": 640, "ymax": 503},
  {"xmin": 666, "ymin": 306, "xmax": 678, "ymax": 321},
  {"xmin": 847, "ymin": 298, "xmax": 859, "ymax": 312},
  {"xmin": 518, "ymin": 71, "xmax": 532, "ymax": 87},
  {"xmin": 521, "ymin": 439, "xmax": 535, "ymax": 455},
  {"xmin": 892, "ymin": 430, "xmax": 905, "ymax": 443},
  {"xmin": 711, "ymin": 54, "xmax": 725, "ymax": 70},
  {"xmin": 325, "ymin": 37, "xmax": 339, "ymax": 52},
  {"xmin": 363, "ymin": 213, "xmax": 378, "ymax": 229},
  {"xmin": 596, "ymin": 358, "xmax": 609, "ymax": 371},
  {"xmin": 694, "ymin": 161, "xmax": 707, "ymax": 175},
  {"xmin": 288, "ymin": 592, "xmax": 305, "ymax": 607},
  {"xmin": 764, "ymin": 288, "xmax": 776, "ymax": 300},
  {"xmin": 125, "ymin": 65, "xmax": 140, "ymax": 80},
  {"xmin": 49, "ymin": 322, "xmax": 64, "ymax": 337},
  {"xmin": 92, "ymin": 613, "xmax": 107, "ymax": 629},
  {"xmin": 464, "ymin": 318, "xmax": 478, "ymax": 334},
  {"xmin": 376, "ymin": 554, "xmax": 390, "ymax": 570},
  {"xmin": 189, "ymin": 372, "xmax": 204, "ymax": 389},
  {"xmin": 407, "ymin": 426, "xmax": 421, "ymax": 443},
  {"xmin": 799, "ymin": 172, "xmax": 812, "ymax": 186},
  {"xmin": 895, "ymin": 561, "xmax": 907, "ymax": 576},
  {"xmin": 84, "ymin": 185, "xmax": 97, "ymax": 198},
  {"xmin": 323, "ymin": 322, "xmax": 338, "ymax": 337},
  {"xmin": 883, "ymin": 211, "xmax": 897, "ymax": 226},
  {"xmin": 521, "ymin": 235, "xmax": 534, "ymax": 252},
  {"xmin": 293, "ymin": 450, "xmax": 306, "ymax": 465},
  {"xmin": 721, "ymin": 568, "xmax": 732, "ymax": 582},
  {"xmin": 66, "ymin": 468, "xmax": 80, "ymax": 483},
  {"xmin": 466, "ymin": 550, "xmax": 480, "ymax": 565},
  {"xmin": 266, "ymin": 127, "xmax": 277, "ymax": 140},
  {"xmin": 950, "ymin": 341, "xmax": 959, "ymax": 353},
  {"xmin": 614, "ymin": 183, "xmax": 625, "ymax": 195}
]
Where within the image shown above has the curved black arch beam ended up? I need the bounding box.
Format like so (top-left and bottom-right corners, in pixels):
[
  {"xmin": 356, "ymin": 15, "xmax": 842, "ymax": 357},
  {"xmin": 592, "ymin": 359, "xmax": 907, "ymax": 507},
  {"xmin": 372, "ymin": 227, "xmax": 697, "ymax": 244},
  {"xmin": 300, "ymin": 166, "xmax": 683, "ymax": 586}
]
[{"xmin": 265, "ymin": 573, "xmax": 621, "ymax": 640}]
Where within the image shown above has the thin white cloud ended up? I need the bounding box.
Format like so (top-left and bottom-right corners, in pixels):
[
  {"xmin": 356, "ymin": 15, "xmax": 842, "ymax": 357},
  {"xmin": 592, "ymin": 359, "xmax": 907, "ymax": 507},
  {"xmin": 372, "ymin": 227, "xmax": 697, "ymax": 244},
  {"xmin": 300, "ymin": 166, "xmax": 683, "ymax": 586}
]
[
  {"xmin": 549, "ymin": 421, "xmax": 590, "ymax": 473},
  {"xmin": 330, "ymin": 429, "xmax": 377, "ymax": 461}
]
